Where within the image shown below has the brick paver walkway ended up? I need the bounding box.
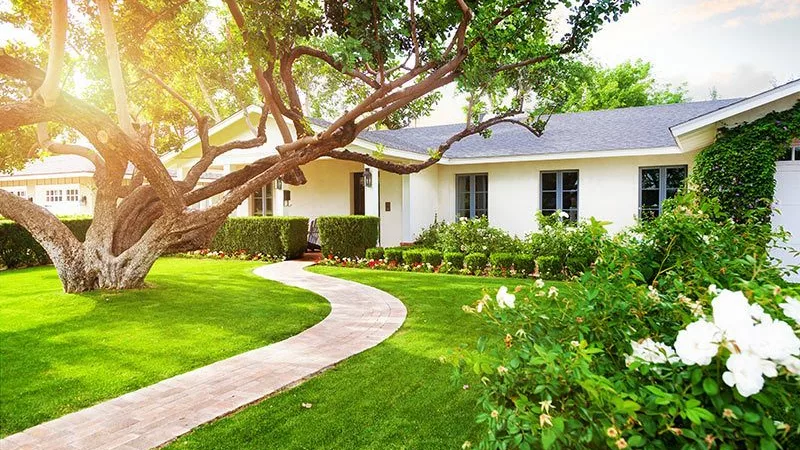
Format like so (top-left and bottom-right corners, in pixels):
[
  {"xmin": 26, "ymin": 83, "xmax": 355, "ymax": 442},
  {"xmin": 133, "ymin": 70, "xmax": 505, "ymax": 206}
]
[{"xmin": 1, "ymin": 261, "xmax": 406, "ymax": 450}]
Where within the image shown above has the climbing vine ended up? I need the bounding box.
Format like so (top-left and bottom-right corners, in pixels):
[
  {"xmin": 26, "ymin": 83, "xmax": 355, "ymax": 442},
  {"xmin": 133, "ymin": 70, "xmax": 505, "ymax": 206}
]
[{"xmin": 693, "ymin": 101, "xmax": 800, "ymax": 222}]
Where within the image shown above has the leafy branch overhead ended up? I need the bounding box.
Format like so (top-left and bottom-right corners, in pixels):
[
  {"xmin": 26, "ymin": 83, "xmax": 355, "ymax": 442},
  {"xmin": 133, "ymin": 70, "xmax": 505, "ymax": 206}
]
[{"xmin": 0, "ymin": 0, "xmax": 637, "ymax": 292}]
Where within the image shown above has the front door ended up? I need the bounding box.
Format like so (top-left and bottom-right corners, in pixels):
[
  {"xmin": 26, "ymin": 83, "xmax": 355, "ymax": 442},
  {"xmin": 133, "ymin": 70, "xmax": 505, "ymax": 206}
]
[{"xmin": 353, "ymin": 172, "xmax": 365, "ymax": 215}]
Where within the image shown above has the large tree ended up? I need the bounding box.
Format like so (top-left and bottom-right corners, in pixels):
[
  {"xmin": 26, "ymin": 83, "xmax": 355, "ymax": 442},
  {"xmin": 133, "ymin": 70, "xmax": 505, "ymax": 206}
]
[{"xmin": 0, "ymin": 0, "xmax": 637, "ymax": 292}]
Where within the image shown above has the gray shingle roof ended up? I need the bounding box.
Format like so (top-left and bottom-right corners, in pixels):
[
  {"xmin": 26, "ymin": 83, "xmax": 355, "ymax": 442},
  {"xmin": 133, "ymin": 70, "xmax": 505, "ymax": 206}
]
[
  {"xmin": 0, "ymin": 155, "xmax": 96, "ymax": 178},
  {"xmin": 355, "ymin": 99, "xmax": 740, "ymax": 158}
]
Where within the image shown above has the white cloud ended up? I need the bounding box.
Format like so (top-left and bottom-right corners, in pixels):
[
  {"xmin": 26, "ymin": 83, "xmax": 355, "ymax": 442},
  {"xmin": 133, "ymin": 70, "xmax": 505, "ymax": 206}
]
[
  {"xmin": 682, "ymin": 0, "xmax": 800, "ymax": 25},
  {"xmin": 674, "ymin": 64, "xmax": 781, "ymax": 100}
]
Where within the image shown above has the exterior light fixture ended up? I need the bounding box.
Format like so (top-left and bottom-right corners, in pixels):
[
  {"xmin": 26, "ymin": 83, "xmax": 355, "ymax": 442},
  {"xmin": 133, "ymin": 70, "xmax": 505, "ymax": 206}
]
[
  {"xmin": 275, "ymin": 177, "xmax": 283, "ymax": 190},
  {"xmin": 363, "ymin": 168, "xmax": 373, "ymax": 188}
]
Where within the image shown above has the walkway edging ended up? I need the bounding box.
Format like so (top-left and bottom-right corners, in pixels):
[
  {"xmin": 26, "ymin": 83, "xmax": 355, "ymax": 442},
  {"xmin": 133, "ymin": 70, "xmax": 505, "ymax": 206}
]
[{"xmin": 1, "ymin": 261, "xmax": 407, "ymax": 450}]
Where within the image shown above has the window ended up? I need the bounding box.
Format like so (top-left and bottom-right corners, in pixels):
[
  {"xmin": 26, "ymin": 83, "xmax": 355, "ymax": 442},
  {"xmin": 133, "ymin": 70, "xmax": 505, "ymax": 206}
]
[
  {"xmin": 45, "ymin": 189, "xmax": 63, "ymax": 203},
  {"xmin": 778, "ymin": 140, "xmax": 800, "ymax": 161},
  {"xmin": 65, "ymin": 189, "xmax": 79, "ymax": 202},
  {"xmin": 456, "ymin": 173, "xmax": 488, "ymax": 218},
  {"xmin": 3, "ymin": 187, "xmax": 26, "ymax": 198},
  {"xmin": 252, "ymin": 185, "xmax": 273, "ymax": 216},
  {"xmin": 639, "ymin": 165, "xmax": 688, "ymax": 219},
  {"xmin": 540, "ymin": 170, "xmax": 579, "ymax": 221}
]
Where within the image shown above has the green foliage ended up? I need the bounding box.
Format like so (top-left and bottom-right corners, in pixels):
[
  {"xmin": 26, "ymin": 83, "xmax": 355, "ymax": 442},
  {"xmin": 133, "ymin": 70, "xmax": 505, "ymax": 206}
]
[
  {"xmin": 318, "ymin": 216, "xmax": 380, "ymax": 258},
  {"xmin": 490, "ymin": 253, "xmax": 515, "ymax": 269},
  {"xmin": 555, "ymin": 59, "xmax": 688, "ymax": 113},
  {"xmin": 513, "ymin": 254, "xmax": 536, "ymax": 275},
  {"xmin": 365, "ymin": 247, "xmax": 385, "ymax": 260},
  {"xmin": 693, "ymin": 102, "xmax": 800, "ymax": 222},
  {"xmin": 210, "ymin": 216, "xmax": 309, "ymax": 259},
  {"xmin": 384, "ymin": 247, "xmax": 404, "ymax": 264},
  {"xmin": 465, "ymin": 253, "xmax": 489, "ymax": 275},
  {"xmin": 536, "ymin": 255, "xmax": 561, "ymax": 279},
  {"xmin": 0, "ymin": 217, "xmax": 92, "ymax": 268},
  {"xmin": 526, "ymin": 213, "xmax": 609, "ymax": 278},
  {"xmin": 402, "ymin": 249, "xmax": 423, "ymax": 265},
  {"xmin": 414, "ymin": 218, "xmax": 448, "ymax": 248},
  {"xmin": 457, "ymin": 194, "xmax": 800, "ymax": 450},
  {"xmin": 421, "ymin": 249, "xmax": 443, "ymax": 267},
  {"xmin": 444, "ymin": 252, "xmax": 465, "ymax": 270},
  {"xmin": 434, "ymin": 217, "xmax": 519, "ymax": 255}
]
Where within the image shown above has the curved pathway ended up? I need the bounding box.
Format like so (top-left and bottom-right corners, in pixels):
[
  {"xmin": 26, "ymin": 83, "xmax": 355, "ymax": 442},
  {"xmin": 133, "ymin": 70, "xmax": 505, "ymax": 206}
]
[{"xmin": 1, "ymin": 261, "xmax": 407, "ymax": 450}]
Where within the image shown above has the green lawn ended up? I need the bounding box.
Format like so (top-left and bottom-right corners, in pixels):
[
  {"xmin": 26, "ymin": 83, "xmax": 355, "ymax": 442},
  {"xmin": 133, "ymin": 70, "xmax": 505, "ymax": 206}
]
[
  {"xmin": 0, "ymin": 258, "xmax": 330, "ymax": 437},
  {"xmin": 168, "ymin": 267, "xmax": 554, "ymax": 450}
]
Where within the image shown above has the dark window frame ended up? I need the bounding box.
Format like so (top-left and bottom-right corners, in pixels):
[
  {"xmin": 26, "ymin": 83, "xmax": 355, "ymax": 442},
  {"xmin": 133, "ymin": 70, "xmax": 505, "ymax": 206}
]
[
  {"xmin": 638, "ymin": 165, "xmax": 688, "ymax": 219},
  {"xmin": 455, "ymin": 173, "xmax": 488, "ymax": 219},
  {"xmin": 539, "ymin": 170, "xmax": 579, "ymax": 221}
]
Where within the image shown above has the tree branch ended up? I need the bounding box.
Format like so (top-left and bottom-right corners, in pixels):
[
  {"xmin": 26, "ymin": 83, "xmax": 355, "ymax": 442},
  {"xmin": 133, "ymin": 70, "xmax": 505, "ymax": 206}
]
[
  {"xmin": 97, "ymin": 0, "xmax": 136, "ymax": 136},
  {"xmin": 35, "ymin": 0, "xmax": 67, "ymax": 107}
]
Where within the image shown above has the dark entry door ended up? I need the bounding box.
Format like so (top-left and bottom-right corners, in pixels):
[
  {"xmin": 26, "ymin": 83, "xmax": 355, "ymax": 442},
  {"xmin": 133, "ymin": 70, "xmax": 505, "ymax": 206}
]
[{"xmin": 353, "ymin": 172, "xmax": 365, "ymax": 215}]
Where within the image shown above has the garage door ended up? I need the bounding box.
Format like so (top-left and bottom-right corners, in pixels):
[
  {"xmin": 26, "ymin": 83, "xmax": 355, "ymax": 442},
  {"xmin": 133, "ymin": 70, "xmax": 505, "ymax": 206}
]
[{"xmin": 773, "ymin": 162, "xmax": 800, "ymax": 283}]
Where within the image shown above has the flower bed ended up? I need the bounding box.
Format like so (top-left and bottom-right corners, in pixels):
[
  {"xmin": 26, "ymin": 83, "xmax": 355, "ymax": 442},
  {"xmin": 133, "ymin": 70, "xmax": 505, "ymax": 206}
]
[
  {"xmin": 317, "ymin": 253, "xmax": 537, "ymax": 279},
  {"xmin": 177, "ymin": 249, "xmax": 285, "ymax": 263}
]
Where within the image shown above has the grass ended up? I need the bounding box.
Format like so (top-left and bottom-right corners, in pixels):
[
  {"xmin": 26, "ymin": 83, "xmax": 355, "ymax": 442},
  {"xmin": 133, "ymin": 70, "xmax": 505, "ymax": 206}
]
[
  {"xmin": 0, "ymin": 258, "xmax": 330, "ymax": 437},
  {"xmin": 168, "ymin": 268, "xmax": 564, "ymax": 450}
]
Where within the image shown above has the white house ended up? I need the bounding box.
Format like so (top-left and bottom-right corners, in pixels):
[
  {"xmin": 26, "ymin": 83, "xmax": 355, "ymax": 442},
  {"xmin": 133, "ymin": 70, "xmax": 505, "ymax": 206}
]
[{"xmin": 3, "ymin": 80, "xmax": 798, "ymax": 279}]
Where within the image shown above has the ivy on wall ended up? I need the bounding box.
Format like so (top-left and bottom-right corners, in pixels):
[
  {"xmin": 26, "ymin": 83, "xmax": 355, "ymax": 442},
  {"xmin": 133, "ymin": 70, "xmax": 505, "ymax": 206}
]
[{"xmin": 693, "ymin": 101, "xmax": 800, "ymax": 222}]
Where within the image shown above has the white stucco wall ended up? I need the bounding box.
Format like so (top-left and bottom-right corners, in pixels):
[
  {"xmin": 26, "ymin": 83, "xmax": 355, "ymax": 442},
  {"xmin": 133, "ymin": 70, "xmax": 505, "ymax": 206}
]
[
  {"xmin": 282, "ymin": 159, "xmax": 365, "ymax": 219},
  {"xmin": 379, "ymin": 171, "xmax": 403, "ymax": 247},
  {"xmin": 435, "ymin": 152, "xmax": 697, "ymax": 237}
]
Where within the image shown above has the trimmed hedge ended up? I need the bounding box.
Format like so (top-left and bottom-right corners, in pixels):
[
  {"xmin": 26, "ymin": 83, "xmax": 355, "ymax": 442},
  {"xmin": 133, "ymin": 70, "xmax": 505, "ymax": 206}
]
[
  {"xmin": 384, "ymin": 247, "xmax": 404, "ymax": 264},
  {"xmin": 465, "ymin": 252, "xmax": 488, "ymax": 275},
  {"xmin": 513, "ymin": 254, "xmax": 536, "ymax": 275},
  {"xmin": 403, "ymin": 249, "xmax": 423, "ymax": 265},
  {"xmin": 365, "ymin": 247, "xmax": 384, "ymax": 260},
  {"xmin": 536, "ymin": 255, "xmax": 562, "ymax": 279},
  {"xmin": 490, "ymin": 253, "xmax": 515, "ymax": 270},
  {"xmin": 421, "ymin": 249, "xmax": 443, "ymax": 267},
  {"xmin": 318, "ymin": 215, "xmax": 380, "ymax": 258},
  {"xmin": 0, "ymin": 217, "xmax": 92, "ymax": 268},
  {"xmin": 211, "ymin": 216, "xmax": 309, "ymax": 259},
  {"xmin": 444, "ymin": 252, "xmax": 464, "ymax": 269}
]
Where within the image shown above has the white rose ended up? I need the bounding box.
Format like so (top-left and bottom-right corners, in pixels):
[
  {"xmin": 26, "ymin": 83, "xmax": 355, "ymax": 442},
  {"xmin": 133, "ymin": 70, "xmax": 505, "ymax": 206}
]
[
  {"xmin": 722, "ymin": 352, "xmax": 775, "ymax": 397},
  {"xmin": 496, "ymin": 286, "xmax": 516, "ymax": 309},
  {"xmin": 779, "ymin": 297, "xmax": 800, "ymax": 323},
  {"xmin": 746, "ymin": 318, "xmax": 800, "ymax": 361},
  {"xmin": 626, "ymin": 338, "xmax": 679, "ymax": 366},
  {"xmin": 712, "ymin": 290, "xmax": 755, "ymax": 343},
  {"xmin": 674, "ymin": 320, "xmax": 721, "ymax": 366}
]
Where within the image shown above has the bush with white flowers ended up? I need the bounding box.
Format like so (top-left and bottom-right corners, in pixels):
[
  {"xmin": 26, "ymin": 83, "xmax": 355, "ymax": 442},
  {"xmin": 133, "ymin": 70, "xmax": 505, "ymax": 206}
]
[{"xmin": 454, "ymin": 195, "xmax": 800, "ymax": 450}]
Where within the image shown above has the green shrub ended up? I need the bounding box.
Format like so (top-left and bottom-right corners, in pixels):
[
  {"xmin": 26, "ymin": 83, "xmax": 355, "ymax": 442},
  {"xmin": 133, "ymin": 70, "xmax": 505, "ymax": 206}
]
[
  {"xmin": 536, "ymin": 255, "xmax": 562, "ymax": 279},
  {"xmin": 464, "ymin": 252, "xmax": 488, "ymax": 275},
  {"xmin": 443, "ymin": 252, "xmax": 464, "ymax": 269},
  {"xmin": 402, "ymin": 249, "xmax": 423, "ymax": 265},
  {"xmin": 318, "ymin": 215, "xmax": 380, "ymax": 258},
  {"xmin": 525, "ymin": 212, "xmax": 608, "ymax": 277},
  {"xmin": 414, "ymin": 219, "xmax": 447, "ymax": 248},
  {"xmin": 456, "ymin": 194, "xmax": 800, "ymax": 450},
  {"xmin": 420, "ymin": 249, "xmax": 443, "ymax": 267},
  {"xmin": 513, "ymin": 254, "xmax": 536, "ymax": 275},
  {"xmin": 436, "ymin": 216, "xmax": 519, "ymax": 255},
  {"xmin": 490, "ymin": 252, "xmax": 515, "ymax": 270},
  {"xmin": 384, "ymin": 247, "xmax": 404, "ymax": 264},
  {"xmin": 365, "ymin": 247, "xmax": 384, "ymax": 260},
  {"xmin": 0, "ymin": 217, "xmax": 92, "ymax": 268},
  {"xmin": 211, "ymin": 216, "xmax": 308, "ymax": 259}
]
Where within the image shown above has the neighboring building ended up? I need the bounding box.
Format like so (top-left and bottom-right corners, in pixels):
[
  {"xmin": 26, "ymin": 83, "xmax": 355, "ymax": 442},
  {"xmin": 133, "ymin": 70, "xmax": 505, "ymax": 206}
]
[
  {"xmin": 3, "ymin": 81, "xmax": 798, "ymax": 280},
  {"xmin": 0, "ymin": 155, "xmax": 98, "ymax": 216}
]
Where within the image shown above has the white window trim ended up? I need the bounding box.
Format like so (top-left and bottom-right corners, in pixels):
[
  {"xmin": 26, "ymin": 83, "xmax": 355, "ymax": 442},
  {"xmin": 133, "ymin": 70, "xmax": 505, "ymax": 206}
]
[
  {"xmin": 1, "ymin": 186, "xmax": 27, "ymax": 198},
  {"xmin": 37, "ymin": 184, "xmax": 81, "ymax": 205}
]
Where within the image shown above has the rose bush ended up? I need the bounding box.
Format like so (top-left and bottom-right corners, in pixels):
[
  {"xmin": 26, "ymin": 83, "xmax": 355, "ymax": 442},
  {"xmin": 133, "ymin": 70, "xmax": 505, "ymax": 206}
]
[{"xmin": 455, "ymin": 195, "xmax": 800, "ymax": 449}]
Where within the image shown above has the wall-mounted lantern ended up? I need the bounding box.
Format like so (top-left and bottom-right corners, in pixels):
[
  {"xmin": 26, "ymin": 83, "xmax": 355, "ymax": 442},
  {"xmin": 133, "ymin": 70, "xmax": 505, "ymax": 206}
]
[
  {"xmin": 363, "ymin": 167, "xmax": 373, "ymax": 188},
  {"xmin": 283, "ymin": 190, "xmax": 291, "ymax": 207},
  {"xmin": 275, "ymin": 177, "xmax": 283, "ymax": 190},
  {"xmin": 80, "ymin": 196, "xmax": 88, "ymax": 206}
]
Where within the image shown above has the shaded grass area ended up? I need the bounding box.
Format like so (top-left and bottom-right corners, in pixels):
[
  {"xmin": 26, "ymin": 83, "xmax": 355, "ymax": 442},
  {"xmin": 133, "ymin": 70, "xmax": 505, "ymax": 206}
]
[
  {"xmin": 169, "ymin": 268, "xmax": 560, "ymax": 450},
  {"xmin": 0, "ymin": 258, "xmax": 330, "ymax": 437}
]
